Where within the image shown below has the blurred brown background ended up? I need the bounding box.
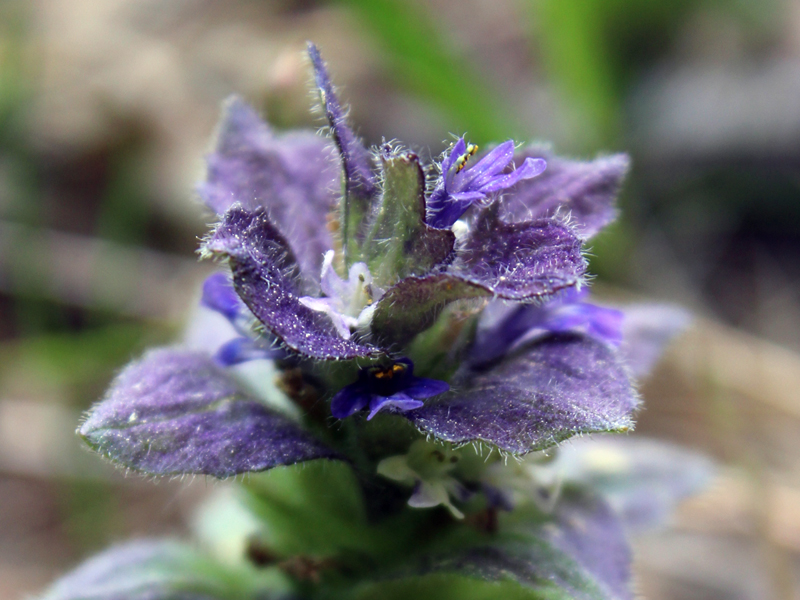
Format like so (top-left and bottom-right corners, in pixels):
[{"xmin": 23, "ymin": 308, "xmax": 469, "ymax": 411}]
[{"xmin": 2, "ymin": 1, "xmax": 800, "ymax": 598}]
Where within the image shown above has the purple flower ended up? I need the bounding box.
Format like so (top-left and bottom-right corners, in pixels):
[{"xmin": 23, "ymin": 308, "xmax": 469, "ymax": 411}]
[
  {"xmin": 427, "ymin": 138, "xmax": 547, "ymax": 229},
  {"xmin": 194, "ymin": 47, "xmax": 635, "ymax": 452},
  {"xmin": 200, "ymin": 272, "xmax": 284, "ymax": 366},
  {"xmin": 201, "ymin": 272, "xmax": 242, "ymax": 322},
  {"xmin": 330, "ymin": 358, "xmax": 449, "ymax": 420},
  {"xmin": 470, "ymin": 289, "xmax": 624, "ymax": 367}
]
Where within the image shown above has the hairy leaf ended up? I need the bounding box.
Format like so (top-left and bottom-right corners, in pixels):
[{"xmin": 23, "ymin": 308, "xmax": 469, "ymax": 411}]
[
  {"xmin": 199, "ymin": 96, "xmax": 338, "ymax": 282},
  {"xmin": 362, "ymin": 150, "xmax": 454, "ymax": 287},
  {"xmin": 308, "ymin": 43, "xmax": 377, "ymax": 262},
  {"xmin": 449, "ymin": 210, "xmax": 586, "ymax": 300},
  {"xmin": 79, "ymin": 349, "xmax": 337, "ymax": 477},
  {"xmin": 353, "ymin": 486, "xmax": 631, "ymax": 600},
  {"xmin": 204, "ymin": 207, "xmax": 379, "ymax": 360},
  {"xmin": 404, "ymin": 334, "xmax": 638, "ymax": 453},
  {"xmin": 371, "ymin": 216, "xmax": 585, "ymax": 347},
  {"xmin": 499, "ymin": 148, "xmax": 629, "ymax": 239}
]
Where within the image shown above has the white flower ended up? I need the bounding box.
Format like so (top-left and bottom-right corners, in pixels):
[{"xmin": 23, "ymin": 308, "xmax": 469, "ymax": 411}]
[
  {"xmin": 299, "ymin": 250, "xmax": 383, "ymax": 339},
  {"xmin": 377, "ymin": 440, "xmax": 469, "ymax": 519}
]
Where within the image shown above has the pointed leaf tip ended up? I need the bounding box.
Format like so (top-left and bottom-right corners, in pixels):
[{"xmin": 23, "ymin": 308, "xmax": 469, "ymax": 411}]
[
  {"xmin": 307, "ymin": 43, "xmax": 376, "ymax": 196},
  {"xmin": 307, "ymin": 42, "xmax": 377, "ymax": 261}
]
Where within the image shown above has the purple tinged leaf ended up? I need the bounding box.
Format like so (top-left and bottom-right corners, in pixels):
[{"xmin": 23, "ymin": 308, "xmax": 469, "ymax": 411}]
[
  {"xmin": 448, "ymin": 209, "xmax": 586, "ymax": 301},
  {"xmin": 203, "ymin": 207, "xmax": 379, "ymax": 360},
  {"xmin": 78, "ymin": 349, "xmax": 337, "ymax": 477},
  {"xmin": 199, "ymin": 96, "xmax": 339, "ymax": 282},
  {"xmin": 370, "ymin": 212, "xmax": 586, "ymax": 346},
  {"xmin": 370, "ymin": 274, "xmax": 488, "ymax": 347},
  {"xmin": 307, "ymin": 43, "xmax": 376, "ymax": 201},
  {"xmin": 427, "ymin": 139, "xmax": 547, "ymax": 229},
  {"xmin": 557, "ymin": 437, "xmax": 714, "ymax": 532},
  {"xmin": 470, "ymin": 292, "xmax": 624, "ymax": 367},
  {"xmin": 38, "ymin": 539, "xmax": 256, "ymax": 600},
  {"xmin": 620, "ymin": 304, "xmax": 691, "ymax": 378},
  {"xmin": 537, "ymin": 486, "xmax": 633, "ymax": 600},
  {"xmin": 455, "ymin": 488, "xmax": 631, "ymax": 599},
  {"xmin": 403, "ymin": 334, "xmax": 638, "ymax": 454},
  {"xmin": 499, "ymin": 148, "xmax": 630, "ymax": 239},
  {"xmin": 307, "ymin": 43, "xmax": 377, "ymax": 259}
]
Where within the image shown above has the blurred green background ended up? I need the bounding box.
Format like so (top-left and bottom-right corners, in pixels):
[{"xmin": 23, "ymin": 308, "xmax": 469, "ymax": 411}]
[{"xmin": 1, "ymin": 1, "xmax": 800, "ymax": 598}]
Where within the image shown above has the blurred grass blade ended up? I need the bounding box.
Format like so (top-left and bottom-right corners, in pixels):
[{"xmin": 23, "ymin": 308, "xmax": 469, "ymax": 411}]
[{"xmin": 340, "ymin": 0, "xmax": 519, "ymax": 143}]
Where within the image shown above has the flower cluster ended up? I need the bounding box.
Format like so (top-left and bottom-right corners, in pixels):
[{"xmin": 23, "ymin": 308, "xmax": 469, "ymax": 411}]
[{"xmin": 45, "ymin": 43, "xmax": 707, "ymax": 600}]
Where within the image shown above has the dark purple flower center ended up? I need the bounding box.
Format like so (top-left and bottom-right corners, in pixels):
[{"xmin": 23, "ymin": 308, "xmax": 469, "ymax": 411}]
[
  {"xmin": 330, "ymin": 358, "xmax": 449, "ymax": 420},
  {"xmin": 364, "ymin": 362, "xmax": 411, "ymax": 395}
]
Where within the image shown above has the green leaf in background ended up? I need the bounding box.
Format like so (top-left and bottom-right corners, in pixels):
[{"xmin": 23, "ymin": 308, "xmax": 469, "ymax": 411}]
[
  {"xmin": 0, "ymin": 322, "xmax": 167, "ymax": 394},
  {"xmin": 339, "ymin": 0, "xmax": 519, "ymax": 143},
  {"xmin": 529, "ymin": 0, "xmax": 619, "ymax": 148}
]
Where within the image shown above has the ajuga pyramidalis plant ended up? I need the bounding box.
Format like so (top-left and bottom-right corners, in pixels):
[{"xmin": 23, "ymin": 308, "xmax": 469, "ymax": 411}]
[{"xmin": 40, "ymin": 44, "xmax": 710, "ymax": 600}]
